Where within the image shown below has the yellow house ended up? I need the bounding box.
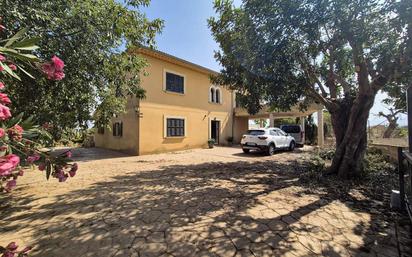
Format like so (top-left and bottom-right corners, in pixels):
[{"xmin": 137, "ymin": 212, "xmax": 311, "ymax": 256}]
[{"xmin": 94, "ymin": 47, "xmax": 236, "ymax": 155}]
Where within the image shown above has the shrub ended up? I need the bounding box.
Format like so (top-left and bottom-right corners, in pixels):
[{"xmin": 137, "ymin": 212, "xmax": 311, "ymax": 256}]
[
  {"xmin": 318, "ymin": 148, "xmax": 335, "ymax": 160},
  {"xmin": 306, "ymin": 146, "xmax": 395, "ymax": 178},
  {"xmin": 362, "ymin": 147, "xmax": 396, "ymax": 176}
]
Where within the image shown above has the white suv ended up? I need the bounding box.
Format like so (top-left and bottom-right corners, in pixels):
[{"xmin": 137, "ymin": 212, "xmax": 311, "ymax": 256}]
[{"xmin": 241, "ymin": 128, "xmax": 296, "ymax": 155}]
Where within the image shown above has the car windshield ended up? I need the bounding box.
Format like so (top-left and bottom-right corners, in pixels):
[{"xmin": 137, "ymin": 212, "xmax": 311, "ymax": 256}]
[
  {"xmin": 281, "ymin": 125, "xmax": 301, "ymax": 133},
  {"xmin": 246, "ymin": 130, "xmax": 266, "ymax": 136}
]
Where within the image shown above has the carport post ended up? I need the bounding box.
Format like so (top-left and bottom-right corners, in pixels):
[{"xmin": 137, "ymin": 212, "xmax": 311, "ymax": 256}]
[
  {"xmin": 301, "ymin": 117, "xmax": 305, "ymax": 142},
  {"xmin": 269, "ymin": 113, "xmax": 275, "ymax": 127},
  {"xmin": 317, "ymin": 110, "xmax": 324, "ymax": 146}
]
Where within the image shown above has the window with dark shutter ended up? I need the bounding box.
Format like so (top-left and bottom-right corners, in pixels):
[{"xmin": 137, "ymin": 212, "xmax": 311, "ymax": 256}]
[
  {"xmin": 166, "ymin": 118, "xmax": 185, "ymax": 137},
  {"xmin": 113, "ymin": 122, "xmax": 123, "ymax": 137},
  {"xmin": 165, "ymin": 72, "xmax": 184, "ymax": 94}
]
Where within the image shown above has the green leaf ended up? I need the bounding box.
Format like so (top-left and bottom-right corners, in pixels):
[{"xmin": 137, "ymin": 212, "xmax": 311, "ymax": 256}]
[
  {"xmin": 0, "ymin": 47, "xmax": 40, "ymax": 62},
  {"xmin": 0, "ymin": 61, "xmax": 20, "ymax": 80},
  {"xmin": 12, "ymin": 37, "xmax": 41, "ymax": 48},
  {"xmin": 16, "ymin": 64, "xmax": 35, "ymax": 79},
  {"xmin": 4, "ymin": 28, "xmax": 29, "ymax": 47},
  {"xmin": 6, "ymin": 112, "xmax": 24, "ymax": 127},
  {"xmin": 14, "ymin": 45, "xmax": 40, "ymax": 51},
  {"xmin": 46, "ymin": 161, "xmax": 52, "ymax": 180}
]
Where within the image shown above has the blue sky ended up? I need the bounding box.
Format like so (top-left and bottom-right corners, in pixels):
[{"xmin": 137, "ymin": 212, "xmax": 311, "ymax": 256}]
[{"xmin": 142, "ymin": 0, "xmax": 405, "ymax": 126}]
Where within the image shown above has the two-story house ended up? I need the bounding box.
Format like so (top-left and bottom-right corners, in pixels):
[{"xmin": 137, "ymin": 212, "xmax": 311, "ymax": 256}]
[{"xmin": 94, "ymin": 47, "xmax": 235, "ymax": 155}]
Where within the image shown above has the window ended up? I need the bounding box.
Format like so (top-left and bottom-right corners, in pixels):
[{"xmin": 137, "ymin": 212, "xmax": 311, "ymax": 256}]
[
  {"xmin": 246, "ymin": 130, "xmax": 266, "ymax": 136},
  {"xmin": 281, "ymin": 125, "xmax": 301, "ymax": 134},
  {"xmin": 97, "ymin": 127, "xmax": 104, "ymax": 134},
  {"xmin": 166, "ymin": 118, "xmax": 185, "ymax": 137},
  {"xmin": 113, "ymin": 122, "xmax": 123, "ymax": 137},
  {"xmin": 270, "ymin": 130, "xmax": 276, "ymax": 136},
  {"xmin": 210, "ymin": 88, "xmax": 215, "ymax": 102},
  {"xmin": 215, "ymin": 89, "xmax": 221, "ymax": 103},
  {"xmin": 277, "ymin": 130, "xmax": 286, "ymax": 136},
  {"xmin": 209, "ymin": 86, "xmax": 222, "ymax": 104},
  {"xmin": 165, "ymin": 71, "xmax": 184, "ymax": 94}
]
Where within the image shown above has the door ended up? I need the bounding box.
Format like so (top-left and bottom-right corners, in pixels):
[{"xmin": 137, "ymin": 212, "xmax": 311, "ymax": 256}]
[
  {"xmin": 211, "ymin": 120, "xmax": 220, "ymax": 144},
  {"xmin": 277, "ymin": 129, "xmax": 288, "ymax": 147}
]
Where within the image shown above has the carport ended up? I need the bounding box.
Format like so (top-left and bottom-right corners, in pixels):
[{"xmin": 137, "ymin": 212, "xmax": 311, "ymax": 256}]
[{"xmin": 233, "ymin": 102, "xmax": 325, "ymax": 146}]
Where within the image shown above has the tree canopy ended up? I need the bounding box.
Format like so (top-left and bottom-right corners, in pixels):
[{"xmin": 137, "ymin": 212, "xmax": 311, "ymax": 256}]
[
  {"xmin": 209, "ymin": 0, "xmax": 412, "ymax": 178},
  {"xmin": 0, "ymin": 0, "xmax": 163, "ymax": 139}
]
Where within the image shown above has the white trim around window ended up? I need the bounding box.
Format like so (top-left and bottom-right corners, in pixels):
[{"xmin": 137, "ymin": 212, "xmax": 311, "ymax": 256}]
[
  {"xmin": 163, "ymin": 69, "xmax": 186, "ymax": 95},
  {"xmin": 209, "ymin": 85, "xmax": 223, "ymax": 104},
  {"xmin": 163, "ymin": 115, "xmax": 187, "ymax": 138}
]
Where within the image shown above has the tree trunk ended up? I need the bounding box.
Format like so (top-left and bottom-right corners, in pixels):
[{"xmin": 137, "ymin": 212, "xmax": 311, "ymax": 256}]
[
  {"xmin": 383, "ymin": 121, "xmax": 397, "ymax": 138},
  {"xmin": 328, "ymin": 93, "xmax": 376, "ymax": 178}
]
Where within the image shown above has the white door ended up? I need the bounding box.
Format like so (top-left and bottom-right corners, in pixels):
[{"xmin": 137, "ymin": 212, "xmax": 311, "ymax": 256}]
[{"xmin": 276, "ymin": 130, "xmax": 288, "ymax": 147}]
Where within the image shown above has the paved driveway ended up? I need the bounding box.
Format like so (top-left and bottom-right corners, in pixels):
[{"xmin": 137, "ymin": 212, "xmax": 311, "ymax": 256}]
[{"xmin": 0, "ymin": 147, "xmax": 408, "ymax": 256}]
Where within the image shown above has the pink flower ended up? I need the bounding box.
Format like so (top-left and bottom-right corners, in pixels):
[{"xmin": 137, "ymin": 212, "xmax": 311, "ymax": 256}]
[
  {"xmin": 18, "ymin": 170, "xmax": 24, "ymax": 176},
  {"xmin": 38, "ymin": 163, "xmax": 46, "ymax": 171},
  {"xmin": 0, "ymin": 82, "xmax": 5, "ymax": 89},
  {"xmin": 0, "ymin": 128, "xmax": 5, "ymax": 137},
  {"xmin": 69, "ymin": 170, "xmax": 76, "ymax": 177},
  {"xmin": 8, "ymin": 155, "xmax": 20, "ymax": 167},
  {"xmin": 65, "ymin": 151, "xmax": 72, "ymax": 158},
  {"xmin": 71, "ymin": 163, "xmax": 78, "ymax": 172},
  {"xmin": 26, "ymin": 154, "xmax": 40, "ymax": 164},
  {"xmin": 8, "ymin": 124, "xmax": 23, "ymax": 141},
  {"xmin": 21, "ymin": 246, "xmax": 32, "ymax": 253},
  {"xmin": 0, "ymin": 93, "xmax": 11, "ymax": 105},
  {"xmin": 0, "ymin": 54, "xmax": 5, "ymax": 62},
  {"xmin": 8, "ymin": 64, "xmax": 17, "ymax": 71},
  {"xmin": 0, "ymin": 66, "xmax": 4, "ymax": 72},
  {"xmin": 41, "ymin": 56, "xmax": 65, "ymax": 81},
  {"xmin": 6, "ymin": 242, "xmax": 18, "ymax": 251},
  {"xmin": 0, "ymin": 104, "xmax": 11, "ymax": 120},
  {"xmin": 5, "ymin": 180, "xmax": 17, "ymax": 191},
  {"xmin": 57, "ymin": 172, "xmax": 68, "ymax": 182},
  {"xmin": 0, "ymin": 154, "xmax": 20, "ymax": 176},
  {"xmin": 2, "ymin": 251, "xmax": 15, "ymax": 257},
  {"xmin": 0, "ymin": 25, "xmax": 5, "ymax": 31},
  {"xmin": 52, "ymin": 56, "xmax": 64, "ymax": 70}
]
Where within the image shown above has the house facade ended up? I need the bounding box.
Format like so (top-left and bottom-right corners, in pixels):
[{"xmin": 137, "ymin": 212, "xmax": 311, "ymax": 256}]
[{"xmin": 94, "ymin": 47, "xmax": 235, "ymax": 155}]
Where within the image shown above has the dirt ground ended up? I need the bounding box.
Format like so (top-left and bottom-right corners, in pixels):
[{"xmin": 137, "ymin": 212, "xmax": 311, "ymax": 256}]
[{"xmin": 0, "ymin": 146, "xmax": 410, "ymax": 257}]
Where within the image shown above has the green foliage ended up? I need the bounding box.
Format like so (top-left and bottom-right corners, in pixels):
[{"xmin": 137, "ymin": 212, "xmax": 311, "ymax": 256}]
[
  {"xmin": 209, "ymin": 0, "xmax": 411, "ymax": 113},
  {"xmin": 1, "ymin": 0, "xmax": 163, "ymax": 139},
  {"xmin": 307, "ymin": 155, "xmax": 326, "ymax": 173},
  {"xmin": 209, "ymin": 0, "xmax": 411, "ymax": 176},
  {"xmin": 362, "ymin": 148, "xmax": 396, "ymax": 176},
  {"xmin": 304, "ymin": 115, "xmax": 317, "ymax": 145},
  {"xmin": 318, "ymin": 148, "xmax": 335, "ymax": 161},
  {"xmin": 307, "ymin": 147, "xmax": 395, "ymax": 178},
  {"xmin": 272, "ymin": 118, "xmax": 296, "ymax": 128}
]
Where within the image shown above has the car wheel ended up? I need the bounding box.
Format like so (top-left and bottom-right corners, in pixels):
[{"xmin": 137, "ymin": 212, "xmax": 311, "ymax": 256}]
[
  {"xmin": 289, "ymin": 141, "xmax": 295, "ymax": 151},
  {"xmin": 266, "ymin": 144, "xmax": 276, "ymax": 156},
  {"xmin": 242, "ymin": 149, "xmax": 250, "ymax": 154}
]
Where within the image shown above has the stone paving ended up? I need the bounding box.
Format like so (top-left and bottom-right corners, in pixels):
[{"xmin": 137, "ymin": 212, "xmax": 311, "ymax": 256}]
[{"xmin": 0, "ymin": 147, "xmax": 410, "ymax": 257}]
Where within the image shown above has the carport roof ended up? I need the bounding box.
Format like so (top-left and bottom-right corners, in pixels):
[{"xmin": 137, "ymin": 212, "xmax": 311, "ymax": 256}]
[{"xmin": 234, "ymin": 102, "xmax": 324, "ymax": 119}]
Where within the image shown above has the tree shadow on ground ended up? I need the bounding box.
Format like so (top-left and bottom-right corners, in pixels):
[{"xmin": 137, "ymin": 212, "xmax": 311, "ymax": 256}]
[{"xmin": 1, "ymin": 157, "xmax": 409, "ymax": 257}]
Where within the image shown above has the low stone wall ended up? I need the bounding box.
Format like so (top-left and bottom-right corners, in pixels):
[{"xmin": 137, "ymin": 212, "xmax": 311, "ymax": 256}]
[{"xmin": 369, "ymin": 141, "xmax": 408, "ymax": 163}]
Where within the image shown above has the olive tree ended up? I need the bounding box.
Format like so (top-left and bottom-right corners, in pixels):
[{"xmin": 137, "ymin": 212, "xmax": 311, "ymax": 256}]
[{"xmin": 209, "ymin": 0, "xmax": 412, "ymax": 178}]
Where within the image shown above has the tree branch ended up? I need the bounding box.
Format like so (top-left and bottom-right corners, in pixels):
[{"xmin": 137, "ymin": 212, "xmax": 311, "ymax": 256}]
[
  {"xmin": 331, "ymin": 72, "xmax": 352, "ymax": 94},
  {"xmin": 298, "ymin": 56, "xmax": 328, "ymax": 97}
]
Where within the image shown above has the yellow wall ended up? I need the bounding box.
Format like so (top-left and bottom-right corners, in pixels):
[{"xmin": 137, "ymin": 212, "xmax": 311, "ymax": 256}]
[
  {"xmin": 95, "ymin": 51, "xmax": 235, "ymax": 155},
  {"xmin": 233, "ymin": 116, "xmax": 249, "ymax": 143},
  {"xmin": 138, "ymin": 55, "xmax": 234, "ymax": 155},
  {"xmin": 94, "ymin": 97, "xmax": 140, "ymax": 155}
]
